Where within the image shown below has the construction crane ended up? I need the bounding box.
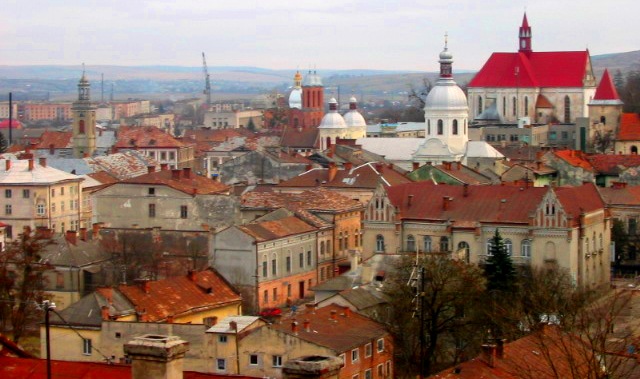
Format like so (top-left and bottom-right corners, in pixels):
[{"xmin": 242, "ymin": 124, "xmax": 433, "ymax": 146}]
[{"xmin": 202, "ymin": 52, "xmax": 212, "ymax": 106}]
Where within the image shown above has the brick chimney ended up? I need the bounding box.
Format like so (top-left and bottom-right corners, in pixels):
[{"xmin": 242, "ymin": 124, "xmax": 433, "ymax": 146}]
[
  {"xmin": 407, "ymin": 194, "xmax": 414, "ymax": 206},
  {"xmin": 5, "ymin": 160, "xmax": 10, "ymax": 171},
  {"xmin": 171, "ymin": 169, "xmax": 181, "ymax": 180},
  {"xmin": 101, "ymin": 305, "xmax": 110, "ymax": 321},
  {"xmin": 330, "ymin": 310, "xmax": 337, "ymax": 322},
  {"xmin": 327, "ymin": 162, "xmax": 338, "ymax": 182},
  {"xmin": 187, "ymin": 270, "xmax": 197, "ymax": 282},
  {"xmin": 79, "ymin": 227, "xmax": 88, "ymax": 241},
  {"xmin": 92, "ymin": 222, "xmax": 103, "ymax": 238},
  {"xmin": 481, "ymin": 344, "xmax": 496, "ymax": 368},
  {"xmin": 282, "ymin": 355, "xmax": 344, "ymax": 379},
  {"xmin": 28, "ymin": 159, "xmax": 34, "ymax": 171},
  {"xmin": 305, "ymin": 303, "xmax": 316, "ymax": 314},
  {"xmin": 183, "ymin": 167, "xmax": 191, "ymax": 179},
  {"xmin": 147, "ymin": 166, "xmax": 155, "ymax": 173},
  {"xmin": 161, "ymin": 163, "xmax": 169, "ymax": 171},
  {"xmin": 65, "ymin": 230, "xmax": 77, "ymax": 245},
  {"xmin": 374, "ymin": 163, "xmax": 383, "ymax": 173},
  {"xmin": 39, "ymin": 157, "xmax": 47, "ymax": 167},
  {"xmin": 412, "ymin": 162, "xmax": 420, "ymax": 171},
  {"xmin": 124, "ymin": 335, "xmax": 189, "ymax": 379},
  {"xmin": 303, "ymin": 319, "xmax": 310, "ymax": 332},
  {"xmin": 292, "ymin": 320, "xmax": 299, "ymax": 335},
  {"xmin": 463, "ymin": 184, "xmax": 469, "ymax": 197},
  {"xmin": 344, "ymin": 162, "xmax": 353, "ymax": 171}
]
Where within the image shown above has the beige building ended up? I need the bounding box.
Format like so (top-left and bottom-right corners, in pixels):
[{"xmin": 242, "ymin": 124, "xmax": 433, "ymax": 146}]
[
  {"xmin": 0, "ymin": 102, "xmax": 18, "ymax": 119},
  {"xmin": 204, "ymin": 109, "xmax": 263, "ymax": 130},
  {"xmin": 0, "ymin": 158, "xmax": 83, "ymax": 239},
  {"xmin": 364, "ymin": 182, "xmax": 610, "ymax": 288},
  {"xmin": 122, "ymin": 113, "xmax": 176, "ymax": 134}
]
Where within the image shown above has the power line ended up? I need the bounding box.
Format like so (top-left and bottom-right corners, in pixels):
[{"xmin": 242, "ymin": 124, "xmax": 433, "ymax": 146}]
[{"xmin": 49, "ymin": 307, "xmax": 114, "ymax": 363}]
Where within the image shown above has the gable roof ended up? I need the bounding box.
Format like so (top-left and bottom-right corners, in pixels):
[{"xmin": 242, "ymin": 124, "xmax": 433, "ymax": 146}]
[
  {"xmin": 115, "ymin": 168, "xmax": 229, "ymax": 195},
  {"xmin": 586, "ymin": 154, "xmax": 640, "ymax": 175},
  {"xmin": 277, "ymin": 162, "xmax": 411, "ymax": 190},
  {"xmin": 116, "ymin": 126, "xmax": 188, "ymax": 149},
  {"xmin": 280, "ymin": 126, "xmax": 319, "ymax": 148},
  {"xmin": 116, "ymin": 269, "xmax": 241, "ymax": 322},
  {"xmin": 617, "ymin": 113, "xmax": 640, "ymax": 141},
  {"xmin": 550, "ymin": 150, "xmax": 594, "ymax": 171},
  {"xmin": 35, "ymin": 130, "xmax": 73, "ymax": 149},
  {"xmin": 238, "ymin": 216, "xmax": 317, "ymax": 242},
  {"xmin": 269, "ymin": 303, "xmax": 388, "ymax": 353},
  {"xmin": 468, "ymin": 51, "xmax": 590, "ymax": 88}
]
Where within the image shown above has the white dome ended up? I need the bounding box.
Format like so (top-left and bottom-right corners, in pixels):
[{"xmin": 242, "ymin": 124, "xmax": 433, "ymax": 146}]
[
  {"xmin": 288, "ymin": 88, "xmax": 302, "ymax": 109},
  {"xmin": 424, "ymin": 80, "xmax": 468, "ymax": 111},
  {"xmin": 302, "ymin": 71, "xmax": 323, "ymax": 86},
  {"xmin": 319, "ymin": 98, "xmax": 346, "ymax": 129},
  {"xmin": 344, "ymin": 110, "xmax": 366, "ymax": 127}
]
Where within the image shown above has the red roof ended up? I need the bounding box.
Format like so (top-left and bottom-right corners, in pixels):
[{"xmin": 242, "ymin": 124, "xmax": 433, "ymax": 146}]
[
  {"xmin": 116, "ymin": 126, "xmax": 188, "ymax": 149},
  {"xmin": 117, "ymin": 167, "xmax": 229, "ymax": 195},
  {"xmin": 552, "ymin": 150, "xmax": 594, "ymax": 171},
  {"xmin": 586, "ymin": 154, "xmax": 640, "ymax": 174},
  {"xmin": 241, "ymin": 187, "xmax": 363, "ymax": 213},
  {"xmin": 238, "ymin": 216, "xmax": 317, "ymax": 242},
  {"xmin": 115, "ymin": 269, "xmax": 241, "ymax": 322},
  {"xmin": 468, "ymin": 51, "xmax": 590, "ymax": 88},
  {"xmin": 617, "ymin": 113, "xmax": 640, "ymax": 141},
  {"xmin": 534, "ymin": 94, "xmax": 553, "ymax": 108},
  {"xmin": 593, "ymin": 69, "xmax": 621, "ymax": 100},
  {"xmin": 35, "ymin": 130, "xmax": 73, "ymax": 149}
]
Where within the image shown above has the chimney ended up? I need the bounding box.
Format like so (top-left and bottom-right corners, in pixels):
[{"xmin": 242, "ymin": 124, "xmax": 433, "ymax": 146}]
[
  {"xmin": 303, "ymin": 319, "xmax": 310, "ymax": 332},
  {"xmin": 305, "ymin": 164, "xmax": 313, "ymax": 171},
  {"xmin": 481, "ymin": 344, "xmax": 496, "ymax": 368},
  {"xmin": 328, "ymin": 162, "xmax": 338, "ymax": 182},
  {"xmin": 412, "ymin": 162, "xmax": 420, "ymax": 171},
  {"xmin": 101, "ymin": 305, "xmax": 110, "ymax": 321},
  {"xmin": 496, "ymin": 339, "xmax": 506, "ymax": 359},
  {"xmin": 171, "ymin": 169, "xmax": 181, "ymax": 180},
  {"xmin": 92, "ymin": 222, "xmax": 103, "ymax": 238},
  {"xmin": 463, "ymin": 184, "xmax": 469, "ymax": 197},
  {"xmin": 344, "ymin": 162, "xmax": 353, "ymax": 171},
  {"xmin": 330, "ymin": 310, "xmax": 337, "ymax": 322},
  {"xmin": 375, "ymin": 163, "xmax": 383, "ymax": 173},
  {"xmin": 28, "ymin": 159, "xmax": 34, "ymax": 171},
  {"xmin": 305, "ymin": 303, "xmax": 316, "ymax": 314},
  {"xmin": 456, "ymin": 161, "xmax": 461, "ymax": 170},
  {"xmin": 5, "ymin": 160, "xmax": 10, "ymax": 171},
  {"xmin": 83, "ymin": 152, "xmax": 89, "ymax": 158},
  {"xmin": 282, "ymin": 355, "xmax": 344, "ymax": 379},
  {"xmin": 65, "ymin": 230, "xmax": 77, "ymax": 245},
  {"xmin": 343, "ymin": 307, "xmax": 351, "ymax": 317},
  {"xmin": 229, "ymin": 321, "xmax": 238, "ymax": 331},
  {"xmin": 292, "ymin": 320, "xmax": 299, "ymax": 335},
  {"xmin": 187, "ymin": 270, "xmax": 197, "ymax": 282},
  {"xmin": 536, "ymin": 160, "xmax": 542, "ymax": 170},
  {"xmin": 166, "ymin": 315, "xmax": 174, "ymax": 324},
  {"xmin": 442, "ymin": 196, "xmax": 450, "ymax": 211},
  {"xmin": 407, "ymin": 194, "xmax": 414, "ymax": 206},
  {"xmin": 161, "ymin": 163, "xmax": 169, "ymax": 171},
  {"xmin": 183, "ymin": 167, "xmax": 191, "ymax": 179},
  {"xmin": 79, "ymin": 227, "xmax": 88, "ymax": 241},
  {"xmin": 49, "ymin": 144, "xmax": 55, "ymax": 155},
  {"xmin": 124, "ymin": 335, "xmax": 189, "ymax": 379},
  {"xmin": 147, "ymin": 165, "xmax": 155, "ymax": 173},
  {"xmin": 136, "ymin": 279, "xmax": 151, "ymax": 294}
]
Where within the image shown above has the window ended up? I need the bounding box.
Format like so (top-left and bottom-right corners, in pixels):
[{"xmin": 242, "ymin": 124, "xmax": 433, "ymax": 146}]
[
  {"xmin": 486, "ymin": 239, "xmax": 494, "ymax": 255},
  {"xmin": 5, "ymin": 204, "xmax": 11, "ymax": 215},
  {"xmin": 160, "ymin": 152, "xmax": 167, "ymax": 161},
  {"xmin": 376, "ymin": 235, "xmax": 385, "ymax": 252},
  {"xmin": 320, "ymin": 241, "xmax": 325, "ymax": 255},
  {"xmin": 406, "ymin": 235, "xmax": 415, "ymax": 252},
  {"xmin": 287, "ymin": 284, "xmax": 292, "ymax": 297},
  {"xmin": 365, "ymin": 343, "xmax": 372, "ymax": 357},
  {"xmin": 549, "ymin": 131, "xmax": 557, "ymax": 140},
  {"xmin": 439, "ymin": 236, "xmax": 449, "ymax": 252},
  {"xmin": 524, "ymin": 96, "xmax": 529, "ymax": 116},
  {"xmin": 23, "ymin": 189, "xmax": 30, "ymax": 198},
  {"xmin": 60, "ymin": 187, "xmax": 64, "ymax": 196},
  {"xmin": 56, "ymin": 271, "xmax": 64, "ymax": 289},
  {"xmin": 272, "ymin": 288, "xmax": 278, "ymax": 302},
  {"xmin": 338, "ymin": 232, "xmax": 343, "ymax": 251},
  {"xmin": 5, "ymin": 189, "xmax": 11, "ymax": 198},
  {"xmin": 82, "ymin": 338, "xmax": 92, "ymax": 355},
  {"xmin": 458, "ymin": 241, "xmax": 470, "ymax": 263},
  {"xmin": 249, "ymin": 354, "xmax": 259, "ymax": 365},
  {"xmin": 262, "ymin": 261, "xmax": 267, "ymax": 278},
  {"xmin": 286, "ymin": 256, "xmax": 291, "ymax": 272},
  {"xmin": 320, "ymin": 267, "xmax": 325, "ymax": 281},
  {"xmin": 512, "ymin": 97, "xmax": 517, "ymax": 116},
  {"xmin": 218, "ymin": 335, "xmax": 228, "ymax": 343},
  {"xmin": 351, "ymin": 348, "xmax": 359, "ymax": 363},
  {"xmin": 437, "ymin": 119, "xmax": 443, "ymax": 135},
  {"xmin": 521, "ymin": 240, "xmax": 531, "ymax": 257},
  {"xmin": 51, "ymin": 189, "xmax": 55, "ymax": 197},
  {"xmin": 299, "ymin": 252, "xmax": 304, "ymax": 268},
  {"xmin": 564, "ymin": 96, "xmax": 571, "ymax": 123},
  {"xmin": 272, "ymin": 355, "xmax": 283, "ymax": 367},
  {"xmin": 115, "ymin": 332, "xmax": 121, "ymax": 339},
  {"xmin": 365, "ymin": 369, "xmax": 372, "ymax": 379},
  {"xmin": 169, "ymin": 152, "xmax": 176, "ymax": 161},
  {"xmin": 148, "ymin": 204, "xmax": 156, "ymax": 218},
  {"xmin": 148, "ymin": 187, "xmax": 155, "ymax": 196},
  {"xmin": 477, "ymin": 96, "xmax": 483, "ymax": 115},
  {"xmin": 307, "ymin": 250, "xmax": 312, "ymax": 266},
  {"xmin": 263, "ymin": 290, "xmax": 268, "ymax": 304},
  {"xmin": 423, "ymin": 236, "xmax": 432, "ymax": 252},
  {"xmin": 180, "ymin": 206, "xmax": 188, "ymax": 219},
  {"xmin": 216, "ymin": 358, "xmax": 226, "ymax": 371},
  {"xmin": 78, "ymin": 120, "xmax": 85, "ymax": 134},
  {"xmin": 377, "ymin": 338, "xmax": 385, "ymax": 352},
  {"xmin": 502, "ymin": 96, "xmax": 506, "ymax": 116},
  {"xmin": 271, "ymin": 258, "xmax": 277, "ymax": 276},
  {"xmin": 504, "ymin": 239, "xmax": 513, "ymax": 256},
  {"xmin": 377, "ymin": 364, "xmax": 384, "ymax": 378},
  {"xmin": 452, "ymin": 119, "xmax": 458, "ymax": 135},
  {"xmin": 61, "ymin": 202, "xmax": 64, "ymax": 212}
]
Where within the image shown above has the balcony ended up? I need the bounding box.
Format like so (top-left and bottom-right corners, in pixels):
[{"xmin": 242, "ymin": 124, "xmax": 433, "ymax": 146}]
[{"xmin": 478, "ymin": 254, "xmax": 532, "ymax": 265}]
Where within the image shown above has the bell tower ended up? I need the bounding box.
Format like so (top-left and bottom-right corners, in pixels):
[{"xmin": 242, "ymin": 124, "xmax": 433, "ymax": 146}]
[
  {"xmin": 518, "ymin": 13, "xmax": 532, "ymax": 54},
  {"xmin": 72, "ymin": 65, "xmax": 97, "ymax": 158}
]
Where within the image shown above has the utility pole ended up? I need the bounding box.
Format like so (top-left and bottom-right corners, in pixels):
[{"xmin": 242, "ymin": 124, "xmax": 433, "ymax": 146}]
[
  {"xmin": 42, "ymin": 300, "xmax": 57, "ymax": 379},
  {"xmin": 8, "ymin": 92, "xmax": 13, "ymax": 145},
  {"xmin": 419, "ymin": 266, "xmax": 426, "ymax": 379}
]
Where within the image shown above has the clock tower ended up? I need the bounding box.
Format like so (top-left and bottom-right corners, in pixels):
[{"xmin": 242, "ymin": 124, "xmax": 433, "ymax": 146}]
[{"xmin": 72, "ymin": 66, "xmax": 97, "ymax": 158}]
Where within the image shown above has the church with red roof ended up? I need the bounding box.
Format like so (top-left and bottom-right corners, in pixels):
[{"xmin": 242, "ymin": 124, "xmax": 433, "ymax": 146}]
[{"xmin": 468, "ymin": 13, "xmax": 597, "ymax": 125}]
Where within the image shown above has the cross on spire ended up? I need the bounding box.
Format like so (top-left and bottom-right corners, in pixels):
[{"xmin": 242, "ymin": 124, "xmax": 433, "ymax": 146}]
[{"xmin": 444, "ymin": 32, "xmax": 448, "ymax": 50}]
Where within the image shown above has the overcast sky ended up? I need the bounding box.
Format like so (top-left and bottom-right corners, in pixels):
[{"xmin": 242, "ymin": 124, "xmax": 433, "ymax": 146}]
[{"xmin": 2, "ymin": 0, "xmax": 638, "ymax": 72}]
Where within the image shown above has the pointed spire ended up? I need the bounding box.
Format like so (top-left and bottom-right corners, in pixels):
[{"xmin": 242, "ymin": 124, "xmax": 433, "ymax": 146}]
[
  {"xmin": 521, "ymin": 12, "xmax": 529, "ymax": 28},
  {"xmin": 593, "ymin": 69, "xmax": 622, "ymax": 101},
  {"xmin": 518, "ymin": 12, "xmax": 532, "ymax": 53}
]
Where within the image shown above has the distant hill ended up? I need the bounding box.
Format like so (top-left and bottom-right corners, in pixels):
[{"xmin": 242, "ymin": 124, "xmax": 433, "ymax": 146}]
[{"xmin": 0, "ymin": 50, "xmax": 636, "ymax": 100}]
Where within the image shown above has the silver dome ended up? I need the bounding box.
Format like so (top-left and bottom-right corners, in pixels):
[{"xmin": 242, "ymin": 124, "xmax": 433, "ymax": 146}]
[
  {"xmin": 344, "ymin": 110, "xmax": 366, "ymax": 127},
  {"xmin": 288, "ymin": 88, "xmax": 302, "ymax": 109},
  {"xmin": 424, "ymin": 79, "xmax": 468, "ymax": 110}
]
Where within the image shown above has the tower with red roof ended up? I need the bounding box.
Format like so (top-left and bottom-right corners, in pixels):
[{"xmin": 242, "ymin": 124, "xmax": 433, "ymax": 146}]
[
  {"xmin": 468, "ymin": 13, "xmax": 597, "ymax": 125},
  {"xmin": 587, "ymin": 69, "xmax": 624, "ymax": 152}
]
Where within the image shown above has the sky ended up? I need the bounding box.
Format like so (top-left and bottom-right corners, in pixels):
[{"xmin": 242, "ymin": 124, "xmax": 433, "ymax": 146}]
[{"xmin": 2, "ymin": 0, "xmax": 638, "ymax": 72}]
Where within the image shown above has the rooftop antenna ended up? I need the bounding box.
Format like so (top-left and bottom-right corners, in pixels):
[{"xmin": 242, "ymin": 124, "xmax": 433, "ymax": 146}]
[{"xmin": 101, "ymin": 73, "xmax": 104, "ymax": 103}]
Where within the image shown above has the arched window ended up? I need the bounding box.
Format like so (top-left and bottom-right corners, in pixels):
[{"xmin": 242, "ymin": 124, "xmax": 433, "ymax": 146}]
[
  {"xmin": 78, "ymin": 120, "xmax": 85, "ymax": 134},
  {"xmin": 524, "ymin": 96, "xmax": 529, "ymax": 116},
  {"xmin": 427, "ymin": 121, "xmax": 431, "ymax": 135},
  {"xmin": 326, "ymin": 240, "xmax": 331, "ymax": 254},
  {"xmin": 599, "ymin": 233, "xmax": 603, "ymax": 251},
  {"xmin": 423, "ymin": 236, "xmax": 432, "ymax": 252},
  {"xmin": 376, "ymin": 235, "xmax": 385, "ymax": 252},
  {"xmin": 271, "ymin": 253, "xmax": 277, "ymax": 276},
  {"xmin": 504, "ymin": 239, "xmax": 513, "ymax": 256},
  {"xmin": 521, "ymin": 240, "xmax": 531, "ymax": 257},
  {"xmin": 440, "ymin": 236, "xmax": 449, "ymax": 252},
  {"xmin": 632, "ymin": 146, "xmax": 638, "ymax": 155},
  {"xmin": 406, "ymin": 235, "xmax": 415, "ymax": 252},
  {"xmin": 585, "ymin": 238, "xmax": 589, "ymax": 255},
  {"xmin": 564, "ymin": 96, "xmax": 571, "ymax": 123},
  {"xmin": 600, "ymin": 115, "xmax": 606, "ymax": 125},
  {"xmin": 452, "ymin": 119, "xmax": 458, "ymax": 135},
  {"xmin": 458, "ymin": 241, "xmax": 470, "ymax": 263},
  {"xmin": 338, "ymin": 232, "xmax": 343, "ymax": 251},
  {"xmin": 320, "ymin": 241, "xmax": 325, "ymax": 255},
  {"xmin": 502, "ymin": 96, "xmax": 506, "ymax": 116},
  {"xmin": 512, "ymin": 97, "xmax": 517, "ymax": 116},
  {"xmin": 437, "ymin": 120, "xmax": 443, "ymax": 135},
  {"xmin": 477, "ymin": 96, "xmax": 483, "ymax": 115}
]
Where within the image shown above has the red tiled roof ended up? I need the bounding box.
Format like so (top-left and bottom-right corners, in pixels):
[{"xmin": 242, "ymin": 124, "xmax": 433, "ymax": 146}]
[
  {"xmin": 552, "ymin": 150, "xmax": 594, "ymax": 171},
  {"xmin": 116, "ymin": 126, "xmax": 188, "ymax": 149},
  {"xmin": 280, "ymin": 126, "xmax": 319, "ymax": 148},
  {"xmin": 241, "ymin": 188, "xmax": 363, "ymax": 213},
  {"xmin": 116, "ymin": 269, "xmax": 241, "ymax": 322},
  {"xmin": 586, "ymin": 154, "xmax": 640, "ymax": 174},
  {"xmin": 269, "ymin": 303, "xmax": 389, "ymax": 353},
  {"xmin": 118, "ymin": 168, "xmax": 229, "ymax": 195},
  {"xmin": 86, "ymin": 171, "xmax": 120, "ymax": 185},
  {"xmin": 593, "ymin": 69, "xmax": 621, "ymax": 100},
  {"xmin": 599, "ymin": 185, "xmax": 640, "ymax": 206},
  {"xmin": 433, "ymin": 163, "xmax": 493, "ymax": 185},
  {"xmin": 238, "ymin": 216, "xmax": 317, "ymax": 242},
  {"xmin": 277, "ymin": 162, "xmax": 411, "ymax": 189},
  {"xmin": 468, "ymin": 51, "xmax": 590, "ymax": 88},
  {"xmin": 554, "ymin": 182, "xmax": 604, "ymax": 215},
  {"xmin": 182, "ymin": 128, "xmax": 246, "ymax": 143},
  {"xmin": 0, "ymin": 356, "xmax": 260, "ymax": 378},
  {"xmin": 35, "ymin": 130, "xmax": 72, "ymax": 149},
  {"xmin": 617, "ymin": 113, "xmax": 640, "ymax": 141}
]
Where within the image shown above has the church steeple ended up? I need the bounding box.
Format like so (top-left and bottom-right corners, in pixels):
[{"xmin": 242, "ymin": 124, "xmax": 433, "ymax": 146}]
[
  {"xmin": 72, "ymin": 65, "xmax": 97, "ymax": 158},
  {"xmin": 519, "ymin": 13, "xmax": 532, "ymax": 54},
  {"xmin": 439, "ymin": 33, "xmax": 453, "ymax": 78}
]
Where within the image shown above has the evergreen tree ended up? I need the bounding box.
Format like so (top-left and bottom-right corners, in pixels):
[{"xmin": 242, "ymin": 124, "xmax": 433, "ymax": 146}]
[
  {"xmin": 484, "ymin": 229, "xmax": 516, "ymax": 293},
  {"xmin": 0, "ymin": 132, "xmax": 7, "ymax": 154}
]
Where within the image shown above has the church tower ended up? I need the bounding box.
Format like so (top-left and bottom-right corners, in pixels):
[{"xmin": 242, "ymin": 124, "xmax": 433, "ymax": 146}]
[
  {"xmin": 587, "ymin": 69, "xmax": 624, "ymax": 153},
  {"xmin": 72, "ymin": 67, "xmax": 97, "ymax": 158},
  {"xmin": 518, "ymin": 13, "xmax": 532, "ymax": 54}
]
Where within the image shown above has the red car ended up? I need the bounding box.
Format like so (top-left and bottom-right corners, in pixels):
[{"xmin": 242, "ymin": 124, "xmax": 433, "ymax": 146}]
[{"xmin": 258, "ymin": 307, "xmax": 282, "ymax": 318}]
